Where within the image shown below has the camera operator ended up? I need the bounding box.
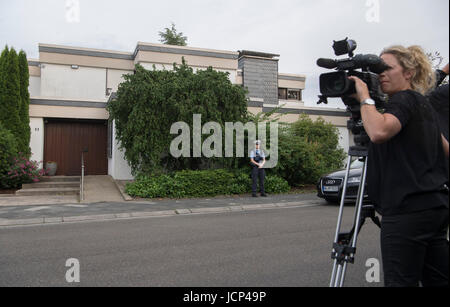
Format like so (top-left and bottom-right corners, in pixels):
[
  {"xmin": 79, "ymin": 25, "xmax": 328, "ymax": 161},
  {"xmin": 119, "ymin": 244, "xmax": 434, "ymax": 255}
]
[
  {"xmin": 428, "ymin": 63, "xmax": 449, "ymax": 141},
  {"xmin": 348, "ymin": 45, "xmax": 449, "ymax": 287}
]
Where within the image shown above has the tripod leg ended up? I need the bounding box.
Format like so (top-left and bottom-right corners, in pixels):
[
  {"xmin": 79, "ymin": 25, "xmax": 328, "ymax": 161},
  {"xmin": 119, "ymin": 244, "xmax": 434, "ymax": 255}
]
[
  {"xmin": 349, "ymin": 156, "xmax": 369, "ymax": 249},
  {"xmin": 333, "ymin": 155, "xmax": 353, "ymax": 244},
  {"xmin": 340, "ymin": 262, "xmax": 348, "ymax": 287},
  {"xmin": 338, "ymin": 157, "xmax": 369, "ymax": 286},
  {"xmin": 330, "ymin": 155, "xmax": 353, "ymax": 287},
  {"xmin": 330, "ymin": 259, "xmax": 338, "ymax": 287},
  {"xmin": 334, "ymin": 264, "xmax": 344, "ymax": 287},
  {"xmin": 330, "ymin": 156, "xmax": 370, "ymax": 287}
]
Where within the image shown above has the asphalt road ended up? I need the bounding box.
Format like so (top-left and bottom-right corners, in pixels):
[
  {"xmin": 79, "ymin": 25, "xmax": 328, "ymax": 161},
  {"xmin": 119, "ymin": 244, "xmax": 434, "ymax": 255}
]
[{"xmin": 0, "ymin": 203, "xmax": 383, "ymax": 287}]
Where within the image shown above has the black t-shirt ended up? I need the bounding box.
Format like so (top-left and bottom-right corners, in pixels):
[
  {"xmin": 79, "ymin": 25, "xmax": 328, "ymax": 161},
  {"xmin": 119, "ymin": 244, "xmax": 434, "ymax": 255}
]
[{"xmin": 367, "ymin": 90, "xmax": 449, "ymax": 216}]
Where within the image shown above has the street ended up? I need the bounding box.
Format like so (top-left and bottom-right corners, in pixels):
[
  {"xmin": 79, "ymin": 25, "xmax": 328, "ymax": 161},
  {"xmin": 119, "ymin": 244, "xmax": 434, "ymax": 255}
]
[{"xmin": 0, "ymin": 201, "xmax": 383, "ymax": 287}]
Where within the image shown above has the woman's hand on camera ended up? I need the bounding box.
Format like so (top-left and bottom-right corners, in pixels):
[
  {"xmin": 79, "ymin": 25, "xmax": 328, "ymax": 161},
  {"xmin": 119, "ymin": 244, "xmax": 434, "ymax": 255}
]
[{"xmin": 348, "ymin": 76, "xmax": 371, "ymax": 103}]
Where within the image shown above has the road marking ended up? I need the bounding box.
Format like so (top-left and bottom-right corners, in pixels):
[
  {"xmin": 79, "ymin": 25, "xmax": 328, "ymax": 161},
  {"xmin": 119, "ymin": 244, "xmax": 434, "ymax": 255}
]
[{"xmin": 0, "ymin": 200, "xmax": 324, "ymax": 227}]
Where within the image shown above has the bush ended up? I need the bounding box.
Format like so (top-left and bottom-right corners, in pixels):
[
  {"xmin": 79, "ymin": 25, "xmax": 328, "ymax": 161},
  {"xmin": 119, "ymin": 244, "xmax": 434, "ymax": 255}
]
[
  {"xmin": 265, "ymin": 175, "xmax": 291, "ymax": 194},
  {"xmin": 3, "ymin": 154, "xmax": 46, "ymax": 189},
  {"xmin": 0, "ymin": 123, "xmax": 18, "ymax": 188},
  {"xmin": 273, "ymin": 115, "xmax": 346, "ymax": 186},
  {"xmin": 125, "ymin": 169, "xmax": 290, "ymax": 198},
  {"xmin": 107, "ymin": 61, "xmax": 249, "ymax": 175}
]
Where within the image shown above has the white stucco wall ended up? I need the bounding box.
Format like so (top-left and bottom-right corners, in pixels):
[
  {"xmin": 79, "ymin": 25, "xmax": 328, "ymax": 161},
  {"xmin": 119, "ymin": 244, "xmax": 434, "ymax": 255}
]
[
  {"xmin": 29, "ymin": 76, "xmax": 41, "ymax": 97},
  {"xmin": 108, "ymin": 120, "xmax": 134, "ymax": 180},
  {"xmin": 40, "ymin": 63, "xmax": 107, "ymax": 100},
  {"xmin": 107, "ymin": 69, "xmax": 132, "ymax": 93},
  {"xmin": 336, "ymin": 127, "xmax": 350, "ymax": 153},
  {"xmin": 29, "ymin": 117, "xmax": 44, "ymax": 168}
]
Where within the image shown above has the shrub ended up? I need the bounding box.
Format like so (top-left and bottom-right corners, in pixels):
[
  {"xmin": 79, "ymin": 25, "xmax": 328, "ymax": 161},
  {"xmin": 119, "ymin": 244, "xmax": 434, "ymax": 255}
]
[
  {"xmin": 3, "ymin": 154, "xmax": 46, "ymax": 189},
  {"xmin": 265, "ymin": 175, "xmax": 291, "ymax": 194},
  {"xmin": 273, "ymin": 115, "xmax": 346, "ymax": 186},
  {"xmin": 125, "ymin": 169, "xmax": 290, "ymax": 198},
  {"xmin": 107, "ymin": 61, "xmax": 249, "ymax": 176}
]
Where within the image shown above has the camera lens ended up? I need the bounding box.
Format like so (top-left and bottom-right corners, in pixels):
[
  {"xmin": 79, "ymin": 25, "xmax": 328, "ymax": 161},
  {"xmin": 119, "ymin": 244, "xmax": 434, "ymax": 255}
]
[
  {"xmin": 329, "ymin": 76, "xmax": 345, "ymax": 92},
  {"xmin": 320, "ymin": 72, "xmax": 349, "ymax": 97}
]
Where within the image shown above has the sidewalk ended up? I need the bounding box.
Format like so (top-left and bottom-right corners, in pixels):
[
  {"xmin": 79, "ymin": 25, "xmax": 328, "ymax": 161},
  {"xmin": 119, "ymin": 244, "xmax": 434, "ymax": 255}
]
[
  {"xmin": 0, "ymin": 192, "xmax": 323, "ymax": 227},
  {"xmin": 82, "ymin": 175, "xmax": 124, "ymax": 203},
  {"xmin": 0, "ymin": 195, "xmax": 80, "ymax": 206},
  {"xmin": 0, "ymin": 175, "xmax": 124, "ymax": 207}
]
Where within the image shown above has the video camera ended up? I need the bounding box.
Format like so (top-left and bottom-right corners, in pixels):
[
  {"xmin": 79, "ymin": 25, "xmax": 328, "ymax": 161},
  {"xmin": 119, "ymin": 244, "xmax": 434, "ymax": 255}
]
[
  {"xmin": 316, "ymin": 38, "xmax": 390, "ymax": 148},
  {"xmin": 316, "ymin": 38, "xmax": 389, "ymax": 108}
]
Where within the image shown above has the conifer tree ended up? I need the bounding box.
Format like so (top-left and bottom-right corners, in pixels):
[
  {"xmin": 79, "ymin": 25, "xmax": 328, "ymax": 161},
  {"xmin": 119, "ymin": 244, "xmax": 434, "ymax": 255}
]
[
  {"xmin": 18, "ymin": 50, "xmax": 31, "ymax": 156},
  {"xmin": 158, "ymin": 23, "xmax": 188, "ymax": 46},
  {"xmin": 0, "ymin": 46, "xmax": 9, "ymax": 109},
  {"xmin": 0, "ymin": 47, "xmax": 21, "ymax": 145}
]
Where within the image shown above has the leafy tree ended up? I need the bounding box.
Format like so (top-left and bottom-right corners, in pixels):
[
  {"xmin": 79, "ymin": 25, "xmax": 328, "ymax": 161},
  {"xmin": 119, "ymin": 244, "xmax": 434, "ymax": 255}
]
[
  {"xmin": 107, "ymin": 60, "xmax": 248, "ymax": 176},
  {"xmin": 427, "ymin": 51, "xmax": 448, "ymax": 85},
  {"xmin": 273, "ymin": 114, "xmax": 346, "ymax": 186},
  {"xmin": 427, "ymin": 51, "xmax": 444, "ymax": 70},
  {"xmin": 158, "ymin": 22, "xmax": 188, "ymax": 46}
]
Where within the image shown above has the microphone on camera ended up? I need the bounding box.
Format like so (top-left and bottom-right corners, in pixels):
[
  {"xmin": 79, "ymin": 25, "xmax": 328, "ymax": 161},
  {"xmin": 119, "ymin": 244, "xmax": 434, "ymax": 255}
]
[
  {"xmin": 317, "ymin": 55, "xmax": 391, "ymax": 74},
  {"xmin": 317, "ymin": 58, "xmax": 338, "ymax": 69}
]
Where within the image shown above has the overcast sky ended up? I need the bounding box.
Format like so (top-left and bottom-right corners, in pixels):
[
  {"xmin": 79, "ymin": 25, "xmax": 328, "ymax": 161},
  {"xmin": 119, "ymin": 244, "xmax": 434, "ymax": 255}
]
[{"xmin": 1, "ymin": 0, "xmax": 448, "ymax": 108}]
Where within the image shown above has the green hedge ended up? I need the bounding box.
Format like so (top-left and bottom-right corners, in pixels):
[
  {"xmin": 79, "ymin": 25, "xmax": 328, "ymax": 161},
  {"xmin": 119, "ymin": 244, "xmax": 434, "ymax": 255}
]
[{"xmin": 125, "ymin": 169, "xmax": 290, "ymax": 198}]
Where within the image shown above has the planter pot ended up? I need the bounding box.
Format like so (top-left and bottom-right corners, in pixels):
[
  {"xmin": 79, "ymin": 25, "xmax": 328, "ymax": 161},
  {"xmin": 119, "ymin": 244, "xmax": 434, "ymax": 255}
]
[{"xmin": 45, "ymin": 161, "xmax": 58, "ymax": 176}]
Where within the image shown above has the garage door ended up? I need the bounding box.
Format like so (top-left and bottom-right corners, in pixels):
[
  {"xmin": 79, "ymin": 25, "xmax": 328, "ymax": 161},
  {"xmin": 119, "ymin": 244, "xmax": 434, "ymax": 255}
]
[{"xmin": 44, "ymin": 119, "xmax": 108, "ymax": 176}]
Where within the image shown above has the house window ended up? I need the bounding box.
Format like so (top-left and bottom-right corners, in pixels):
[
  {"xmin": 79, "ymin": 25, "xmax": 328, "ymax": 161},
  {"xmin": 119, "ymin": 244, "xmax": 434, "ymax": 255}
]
[
  {"xmin": 278, "ymin": 88, "xmax": 287, "ymax": 100},
  {"xmin": 279, "ymin": 88, "xmax": 302, "ymax": 101},
  {"xmin": 287, "ymin": 89, "xmax": 302, "ymax": 101}
]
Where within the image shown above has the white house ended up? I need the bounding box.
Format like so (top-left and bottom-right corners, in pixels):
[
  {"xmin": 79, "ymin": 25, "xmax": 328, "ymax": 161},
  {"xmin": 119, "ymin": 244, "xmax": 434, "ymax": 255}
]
[{"xmin": 27, "ymin": 42, "xmax": 349, "ymax": 180}]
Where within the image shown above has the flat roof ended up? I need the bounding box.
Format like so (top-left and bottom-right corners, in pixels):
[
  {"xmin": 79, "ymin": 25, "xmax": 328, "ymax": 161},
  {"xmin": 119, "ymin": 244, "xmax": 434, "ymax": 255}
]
[
  {"xmin": 238, "ymin": 50, "xmax": 280, "ymax": 59},
  {"xmin": 38, "ymin": 42, "xmax": 240, "ymax": 61}
]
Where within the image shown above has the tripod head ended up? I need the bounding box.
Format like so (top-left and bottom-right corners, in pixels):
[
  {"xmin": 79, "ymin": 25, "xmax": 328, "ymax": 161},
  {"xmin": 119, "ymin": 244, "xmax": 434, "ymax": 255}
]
[{"xmin": 343, "ymin": 97, "xmax": 370, "ymax": 157}]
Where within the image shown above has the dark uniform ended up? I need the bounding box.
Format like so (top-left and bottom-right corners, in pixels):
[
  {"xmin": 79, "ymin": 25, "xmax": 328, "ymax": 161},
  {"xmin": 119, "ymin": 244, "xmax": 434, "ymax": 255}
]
[{"xmin": 250, "ymin": 148, "xmax": 266, "ymax": 196}]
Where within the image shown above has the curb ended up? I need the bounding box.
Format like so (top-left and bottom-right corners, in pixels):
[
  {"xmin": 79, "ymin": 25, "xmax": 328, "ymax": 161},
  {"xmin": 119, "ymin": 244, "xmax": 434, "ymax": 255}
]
[
  {"xmin": 0, "ymin": 201, "xmax": 322, "ymax": 227},
  {"xmin": 113, "ymin": 180, "xmax": 134, "ymax": 201}
]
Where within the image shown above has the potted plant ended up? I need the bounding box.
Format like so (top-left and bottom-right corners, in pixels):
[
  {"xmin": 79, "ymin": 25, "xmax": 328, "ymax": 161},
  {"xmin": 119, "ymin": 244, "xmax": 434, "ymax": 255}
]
[{"xmin": 45, "ymin": 161, "xmax": 57, "ymax": 176}]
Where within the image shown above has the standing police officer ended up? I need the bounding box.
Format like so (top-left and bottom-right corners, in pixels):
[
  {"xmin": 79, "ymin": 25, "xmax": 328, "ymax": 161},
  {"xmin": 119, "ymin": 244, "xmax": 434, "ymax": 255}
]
[{"xmin": 250, "ymin": 140, "xmax": 266, "ymax": 197}]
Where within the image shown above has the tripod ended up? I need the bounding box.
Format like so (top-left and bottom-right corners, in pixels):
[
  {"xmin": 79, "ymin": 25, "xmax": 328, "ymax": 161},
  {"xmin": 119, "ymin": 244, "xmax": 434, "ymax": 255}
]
[{"xmin": 329, "ymin": 145, "xmax": 381, "ymax": 287}]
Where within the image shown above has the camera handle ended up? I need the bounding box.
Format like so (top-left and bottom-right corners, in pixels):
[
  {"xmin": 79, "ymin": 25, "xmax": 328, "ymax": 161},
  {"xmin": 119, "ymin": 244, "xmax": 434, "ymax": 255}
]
[{"xmin": 329, "ymin": 148, "xmax": 381, "ymax": 287}]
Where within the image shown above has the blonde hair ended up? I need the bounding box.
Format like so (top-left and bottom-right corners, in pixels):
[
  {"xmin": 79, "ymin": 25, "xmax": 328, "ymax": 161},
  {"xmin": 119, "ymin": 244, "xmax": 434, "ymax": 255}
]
[{"xmin": 380, "ymin": 45, "xmax": 435, "ymax": 95}]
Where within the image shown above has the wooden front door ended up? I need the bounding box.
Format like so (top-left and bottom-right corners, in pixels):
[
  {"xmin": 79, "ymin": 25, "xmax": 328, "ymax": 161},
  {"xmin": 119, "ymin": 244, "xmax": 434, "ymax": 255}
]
[{"xmin": 44, "ymin": 119, "xmax": 108, "ymax": 176}]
